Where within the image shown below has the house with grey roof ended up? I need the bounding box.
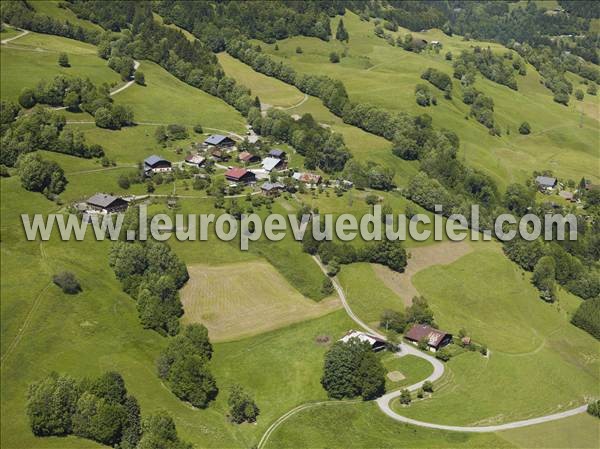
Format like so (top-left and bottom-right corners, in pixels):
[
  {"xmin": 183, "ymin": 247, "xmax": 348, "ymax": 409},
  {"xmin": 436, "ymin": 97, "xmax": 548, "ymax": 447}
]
[
  {"xmin": 261, "ymin": 157, "xmax": 286, "ymax": 172},
  {"xmin": 86, "ymin": 193, "xmax": 128, "ymax": 214},
  {"xmin": 535, "ymin": 176, "xmax": 557, "ymax": 192},
  {"xmin": 144, "ymin": 155, "xmax": 172, "ymax": 175},
  {"xmin": 204, "ymin": 134, "xmax": 235, "ymax": 147}
]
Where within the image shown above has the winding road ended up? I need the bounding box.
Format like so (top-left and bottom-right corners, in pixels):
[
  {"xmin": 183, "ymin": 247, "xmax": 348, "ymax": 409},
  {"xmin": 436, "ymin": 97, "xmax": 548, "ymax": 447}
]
[
  {"xmin": 256, "ymin": 256, "xmax": 588, "ymax": 448},
  {"xmin": 0, "ymin": 28, "xmax": 29, "ymax": 45}
]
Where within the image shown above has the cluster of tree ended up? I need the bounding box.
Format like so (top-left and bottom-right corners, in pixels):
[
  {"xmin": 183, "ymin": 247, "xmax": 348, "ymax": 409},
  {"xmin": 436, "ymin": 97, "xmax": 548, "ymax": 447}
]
[
  {"xmin": 155, "ymin": 124, "xmax": 189, "ymax": 145},
  {"xmin": 380, "ymin": 296, "xmax": 435, "ymax": 333},
  {"xmin": 454, "ymin": 47, "xmax": 522, "ymax": 91},
  {"xmin": 463, "ymin": 88, "xmax": 500, "ymax": 135},
  {"xmin": 572, "ymin": 297, "xmax": 600, "ymax": 340},
  {"xmin": 18, "ymin": 75, "xmax": 134, "ymax": 129},
  {"xmin": 335, "ymin": 18, "xmax": 349, "ymax": 42},
  {"xmin": 227, "ymin": 385, "xmax": 259, "ymax": 423},
  {"xmin": 415, "ymin": 83, "xmax": 436, "ymax": 107},
  {"xmin": 421, "ymin": 67, "xmax": 453, "ymax": 98},
  {"xmin": 303, "ymin": 235, "xmax": 407, "ymax": 273},
  {"xmin": 108, "ymin": 55, "xmax": 135, "ymax": 81},
  {"xmin": 153, "ymin": 0, "xmax": 342, "ymax": 49},
  {"xmin": 0, "ymin": 0, "xmax": 101, "ymax": 44},
  {"xmin": 52, "ymin": 271, "xmax": 81, "ymax": 294},
  {"xmin": 17, "ymin": 152, "xmax": 67, "ymax": 196},
  {"xmin": 504, "ymin": 238, "xmax": 600, "ymax": 303},
  {"xmin": 349, "ymin": 1, "xmax": 446, "ymax": 32},
  {"xmin": 27, "ymin": 371, "xmax": 142, "ymax": 448},
  {"xmin": 1, "ymin": 106, "xmax": 103, "ymax": 166},
  {"xmin": 342, "ymin": 160, "xmax": 395, "ymax": 190},
  {"xmin": 247, "ymin": 108, "xmax": 350, "ymax": 173},
  {"xmin": 108, "ymin": 238, "xmax": 189, "ymax": 335},
  {"xmin": 156, "ymin": 324, "xmax": 218, "ymax": 408},
  {"xmin": 321, "ymin": 337, "xmax": 386, "ymax": 400}
]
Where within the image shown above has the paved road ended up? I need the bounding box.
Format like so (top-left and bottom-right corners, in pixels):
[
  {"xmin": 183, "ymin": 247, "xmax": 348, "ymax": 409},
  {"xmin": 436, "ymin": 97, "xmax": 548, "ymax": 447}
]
[
  {"xmin": 0, "ymin": 28, "xmax": 29, "ymax": 45},
  {"xmin": 257, "ymin": 257, "xmax": 588, "ymax": 448},
  {"xmin": 110, "ymin": 60, "xmax": 141, "ymax": 95}
]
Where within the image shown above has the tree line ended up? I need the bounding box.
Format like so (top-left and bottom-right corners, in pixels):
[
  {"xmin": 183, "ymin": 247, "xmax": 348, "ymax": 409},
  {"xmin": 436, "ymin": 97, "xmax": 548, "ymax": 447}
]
[{"xmin": 27, "ymin": 370, "xmax": 192, "ymax": 448}]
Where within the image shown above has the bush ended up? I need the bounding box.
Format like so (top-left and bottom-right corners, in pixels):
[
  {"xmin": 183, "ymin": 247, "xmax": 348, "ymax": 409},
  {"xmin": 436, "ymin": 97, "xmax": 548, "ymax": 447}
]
[
  {"xmin": 18, "ymin": 87, "xmax": 36, "ymax": 108},
  {"xmin": 193, "ymin": 123, "xmax": 203, "ymax": 134},
  {"xmin": 329, "ymin": 52, "xmax": 340, "ymax": 63},
  {"xmin": 18, "ymin": 153, "xmax": 67, "ymax": 195},
  {"xmin": 445, "ymin": 51, "xmax": 452, "ymax": 60},
  {"xmin": 53, "ymin": 271, "xmax": 81, "ymax": 294},
  {"xmin": 296, "ymin": 46, "xmax": 303, "ymax": 54},
  {"xmin": 399, "ymin": 389, "xmax": 411, "ymax": 404},
  {"xmin": 574, "ymin": 89, "xmax": 584, "ymax": 101},
  {"xmin": 134, "ymin": 71, "xmax": 145, "ymax": 85},
  {"xmin": 518, "ymin": 121, "xmax": 531, "ymax": 134},
  {"xmin": 58, "ymin": 52, "xmax": 70, "ymax": 67},
  {"xmin": 117, "ymin": 175, "xmax": 130, "ymax": 189},
  {"xmin": 587, "ymin": 400, "xmax": 600, "ymax": 418},
  {"xmin": 435, "ymin": 347, "xmax": 451, "ymax": 362},
  {"xmin": 422, "ymin": 381, "xmax": 433, "ymax": 393},
  {"xmin": 228, "ymin": 385, "xmax": 259, "ymax": 423},
  {"xmin": 587, "ymin": 84, "xmax": 597, "ymax": 95}
]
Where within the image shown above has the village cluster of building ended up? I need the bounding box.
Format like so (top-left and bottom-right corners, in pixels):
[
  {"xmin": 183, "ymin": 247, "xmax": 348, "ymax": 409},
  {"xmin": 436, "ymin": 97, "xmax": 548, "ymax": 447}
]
[
  {"xmin": 340, "ymin": 324, "xmax": 453, "ymax": 353},
  {"xmin": 534, "ymin": 175, "xmax": 593, "ymax": 203}
]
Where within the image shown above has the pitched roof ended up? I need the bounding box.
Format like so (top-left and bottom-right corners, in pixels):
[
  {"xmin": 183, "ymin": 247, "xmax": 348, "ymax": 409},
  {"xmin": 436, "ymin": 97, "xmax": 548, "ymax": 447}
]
[
  {"xmin": 340, "ymin": 330, "xmax": 386, "ymax": 346},
  {"xmin": 292, "ymin": 172, "xmax": 321, "ymax": 183},
  {"xmin": 204, "ymin": 134, "xmax": 232, "ymax": 145},
  {"xmin": 535, "ymin": 176, "xmax": 557, "ymax": 187},
  {"xmin": 185, "ymin": 154, "xmax": 205, "ymax": 165},
  {"xmin": 261, "ymin": 157, "xmax": 282, "ymax": 172},
  {"xmin": 261, "ymin": 182, "xmax": 285, "ymax": 191},
  {"xmin": 269, "ymin": 149, "xmax": 285, "ymax": 158},
  {"xmin": 238, "ymin": 151, "xmax": 255, "ymax": 162},
  {"xmin": 144, "ymin": 155, "xmax": 170, "ymax": 167},
  {"xmin": 404, "ymin": 324, "xmax": 450, "ymax": 348},
  {"xmin": 86, "ymin": 193, "xmax": 122, "ymax": 208},
  {"xmin": 225, "ymin": 167, "xmax": 252, "ymax": 180}
]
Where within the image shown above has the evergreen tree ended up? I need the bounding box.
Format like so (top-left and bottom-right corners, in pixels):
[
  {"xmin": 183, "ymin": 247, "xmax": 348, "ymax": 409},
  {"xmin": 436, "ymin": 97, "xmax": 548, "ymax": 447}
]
[{"xmin": 336, "ymin": 19, "xmax": 349, "ymax": 42}]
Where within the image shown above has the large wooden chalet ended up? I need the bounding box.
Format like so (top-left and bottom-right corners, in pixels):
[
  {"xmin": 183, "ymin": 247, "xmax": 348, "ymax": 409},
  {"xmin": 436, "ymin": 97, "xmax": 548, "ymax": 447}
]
[{"xmin": 404, "ymin": 324, "xmax": 452, "ymax": 352}]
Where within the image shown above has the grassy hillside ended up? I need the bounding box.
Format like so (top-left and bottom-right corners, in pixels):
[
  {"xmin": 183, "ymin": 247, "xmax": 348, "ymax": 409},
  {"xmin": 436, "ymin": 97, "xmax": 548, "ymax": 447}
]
[
  {"xmin": 1, "ymin": 32, "xmax": 120, "ymax": 101},
  {"xmin": 258, "ymin": 11, "xmax": 600, "ymax": 190}
]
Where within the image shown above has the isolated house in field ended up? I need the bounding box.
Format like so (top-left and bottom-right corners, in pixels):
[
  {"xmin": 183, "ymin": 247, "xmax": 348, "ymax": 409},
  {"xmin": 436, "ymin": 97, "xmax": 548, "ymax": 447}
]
[
  {"xmin": 261, "ymin": 181, "xmax": 285, "ymax": 197},
  {"xmin": 184, "ymin": 154, "xmax": 206, "ymax": 167},
  {"xmin": 225, "ymin": 167, "xmax": 256, "ymax": 184},
  {"xmin": 340, "ymin": 330, "xmax": 387, "ymax": 352},
  {"xmin": 238, "ymin": 151, "xmax": 260, "ymax": 164},
  {"xmin": 261, "ymin": 156, "xmax": 286, "ymax": 172},
  {"xmin": 86, "ymin": 193, "xmax": 128, "ymax": 214},
  {"xmin": 404, "ymin": 324, "xmax": 452, "ymax": 352},
  {"xmin": 204, "ymin": 134, "xmax": 235, "ymax": 148},
  {"xmin": 535, "ymin": 176, "xmax": 557, "ymax": 192},
  {"xmin": 268, "ymin": 149, "xmax": 286, "ymax": 159},
  {"xmin": 292, "ymin": 172, "xmax": 322, "ymax": 185},
  {"xmin": 144, "ymin": 155, "xmax": 172, "ymax": 175}
]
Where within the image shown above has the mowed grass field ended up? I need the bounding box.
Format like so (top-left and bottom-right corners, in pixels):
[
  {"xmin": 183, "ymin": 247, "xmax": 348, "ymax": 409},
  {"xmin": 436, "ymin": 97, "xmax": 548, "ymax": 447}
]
[
  {"xmin": 259, "ymin": 11, "xmax": 600, "ymax": 189},
  {"xmin": 388, "ymin": 246, "xmax": 600, "ymax": 426},
  {"xmin": 181, "ymin": 261, "xmax": 341, "ymax": 342},
  {"xmin": 382, "ymin": 353, "xmax": 434, "ymax": 390}
]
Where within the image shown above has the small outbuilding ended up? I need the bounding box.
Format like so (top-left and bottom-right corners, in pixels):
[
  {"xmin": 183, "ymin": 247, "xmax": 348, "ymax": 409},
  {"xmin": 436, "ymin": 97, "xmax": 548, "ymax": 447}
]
[
  {"xmin": 86, "ymin": 193, "xmax": 128, "ymax": 214},
  {"xmin": 339, "ymin": 330, "xmax": 387, "ymax": 352},
  {"xmin": 268, "ymin": 149, "xmax": 286, "ymax": 159},
  {"xmin": 184, "ymin": 154, "xmax": 206, "ymax": 167},
  {"xmin": 292, "ymin": 172, "xmax": 322, "ymax": 185},
  {"xmin": 225, "ymin": 167, "xmax": 256, "ymax": 184},
  {"xmin": 261, "ymin": 181, "xmax": 285, "ymax": 196},
  {"xmin": 204, "ymin": 134, "xmax": 235, "ymax": 148},
  {"xmin": 404, "ymin": 324, "xmax": 452, "ymax": 352}
]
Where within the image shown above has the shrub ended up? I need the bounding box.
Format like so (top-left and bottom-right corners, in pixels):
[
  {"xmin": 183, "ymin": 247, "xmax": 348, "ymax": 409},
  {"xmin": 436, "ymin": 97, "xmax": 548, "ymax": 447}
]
[
  {"xmin": 587, "ymin": 84, "xmax": 597, "ymax": 95},
  {"xmin": 574, "ymin": 89, "xmax": 584, "ymax": 101},
  {"xmin": 228, "ymin": 385, "xmax": 259, "ymax": 423},
  {"xmin": 445, "ymin": 51, "xmax": 452, "ymax": 60},
  {"xmin": 329, "ymin": 52, "xmax": 340, "ymax": 63},
  {"xmin": 399, "ymin": 389, "xmax": 411, "ymax": 404},
  {"xmin": 518, "ymin": 121, "xmax": 531, "ymax": 134},
  {"xmin": 422, "ymin": 381, "xmax": 433, "ymax": 393},
  {"xmin": 193, "ymin": 123, "xmax": 203, "ymax": 134},
  {"xmin": 588, "ymin": 400, "xmax": 600, "ymax": 418},
  {"xmin": 53, "ymin": 272, "xmax": 82, "ymax": 294},
  {"xmin": 117, "ymin": 175, "xmax": 130, "ymax": 189},
  {"xmin": 571, "ymin": 297, "xmax": 600, "ymax": 340},
  {"xmin": 18, "ymin": 87, "xmax": 36, "ymax": 108},
  {"xmin": 435, "ymin": 347, "xmax": 451, "ymax": 362},
  {"xmin": 58, "ymin": 52, "xmax": 70, "ymax": 67},
  {"xmin": 134, "ymin": 71, "xmax": 145, "ymax": 85},
  {"xmin": 296, "ymin": 46, "xmax": 303, "ymax": 54}
]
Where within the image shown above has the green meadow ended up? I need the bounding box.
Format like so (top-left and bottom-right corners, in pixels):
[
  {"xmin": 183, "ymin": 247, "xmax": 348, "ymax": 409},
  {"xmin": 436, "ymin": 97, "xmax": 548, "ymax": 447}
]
[{"xmin": 259, "ymin": 11, "xmax": 600, "ymax": 189}]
